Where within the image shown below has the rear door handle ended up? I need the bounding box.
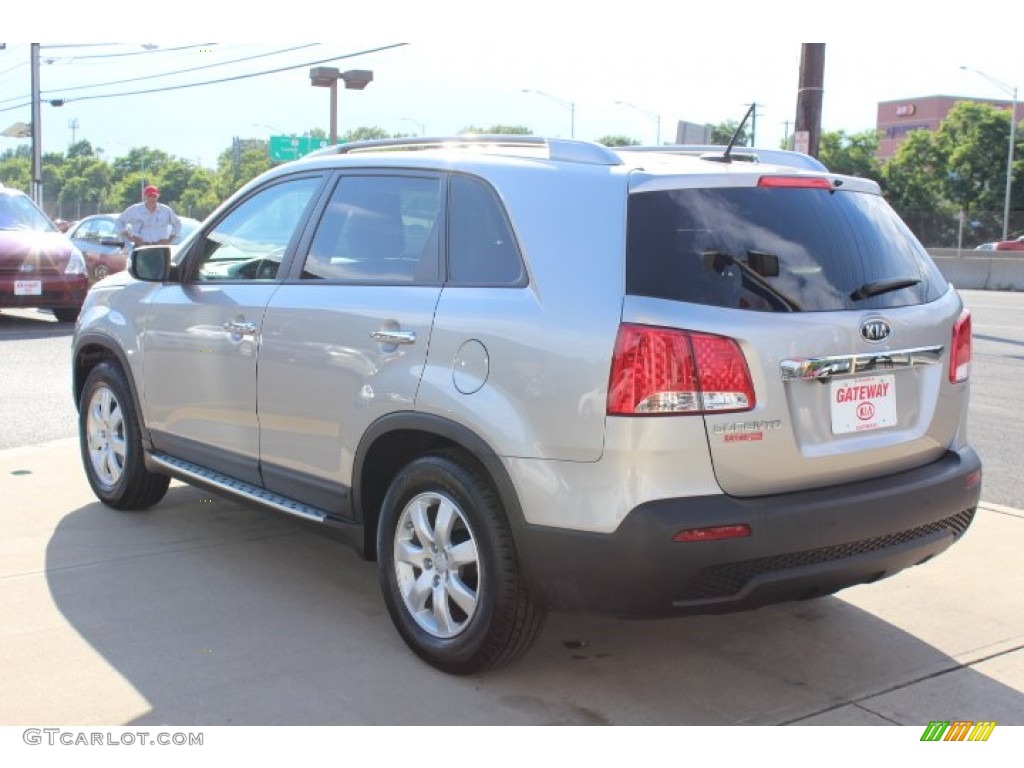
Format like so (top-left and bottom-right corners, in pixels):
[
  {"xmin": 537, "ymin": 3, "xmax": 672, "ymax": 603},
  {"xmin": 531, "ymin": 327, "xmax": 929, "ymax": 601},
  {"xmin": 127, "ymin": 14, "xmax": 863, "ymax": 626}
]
[
  {"xmin": 223, "ymin": 321, "xmax": 258, "ymax": 336},
  {"xmin": 370, "ymin": 330, "xmax": 417, "ymax": 345}
]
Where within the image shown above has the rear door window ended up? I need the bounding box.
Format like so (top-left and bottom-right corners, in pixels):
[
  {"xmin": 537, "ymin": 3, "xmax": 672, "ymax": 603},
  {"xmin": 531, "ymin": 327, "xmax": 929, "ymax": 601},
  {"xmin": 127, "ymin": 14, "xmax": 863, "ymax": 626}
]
[
  {"xmin": 626, "ymin": 186, "xmax": 947, "ymax": 312},
  {"xmin": 300, "ymin": 174, "xmax": 442, "ymax": 283}
]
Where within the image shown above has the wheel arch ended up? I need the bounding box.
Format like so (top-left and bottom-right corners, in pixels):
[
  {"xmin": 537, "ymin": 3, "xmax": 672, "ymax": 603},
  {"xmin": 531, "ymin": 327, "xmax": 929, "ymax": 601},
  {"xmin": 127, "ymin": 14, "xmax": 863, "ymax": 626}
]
[
  {"xmin": 352, "ymin": 412, "xmax": 529, "ymax": 562},
  {"xmin": 72, "ymin": 334, "xmax": 153, "ymax": 450}
]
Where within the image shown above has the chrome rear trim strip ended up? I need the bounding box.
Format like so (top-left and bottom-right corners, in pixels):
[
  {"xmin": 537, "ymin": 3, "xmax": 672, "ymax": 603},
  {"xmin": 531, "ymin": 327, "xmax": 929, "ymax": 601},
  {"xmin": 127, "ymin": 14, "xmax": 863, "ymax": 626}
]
[{"xmin": 780, "ymin": 346, "xmax": 944, "ymax": 381}]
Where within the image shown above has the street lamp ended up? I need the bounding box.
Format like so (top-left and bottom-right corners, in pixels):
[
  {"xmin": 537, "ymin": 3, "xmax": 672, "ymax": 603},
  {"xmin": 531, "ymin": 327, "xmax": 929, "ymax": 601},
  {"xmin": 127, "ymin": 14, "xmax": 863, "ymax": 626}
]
[
  {"xmin": 522, "ymin": 89, "xmax": 575, "ymax": 138},
  {"xmin": 309, "ymin": 68, "xmax": 373, "ymax": 145},
  {"xmin": 615, "ymin": 100, "xmax": 661, "ymax": 145},
  {"xmin": 961, "ymin": 66, "xmax": 1018, "ymax": 241}
]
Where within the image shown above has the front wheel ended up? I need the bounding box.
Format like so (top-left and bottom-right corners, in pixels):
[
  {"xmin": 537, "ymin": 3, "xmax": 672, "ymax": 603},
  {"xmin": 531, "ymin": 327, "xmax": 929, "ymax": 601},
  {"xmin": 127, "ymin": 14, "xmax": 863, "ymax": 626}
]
[
  {"xmin": 53, "ymin": 307, "xmax": 80, "ymax": 323},
  {"xmin": 377, "ymin": 451, "xmax": 546, "ymax": 674},
  {"xmin": 79, "ymin": 361, "xmax": 169, "ymax": 510}
]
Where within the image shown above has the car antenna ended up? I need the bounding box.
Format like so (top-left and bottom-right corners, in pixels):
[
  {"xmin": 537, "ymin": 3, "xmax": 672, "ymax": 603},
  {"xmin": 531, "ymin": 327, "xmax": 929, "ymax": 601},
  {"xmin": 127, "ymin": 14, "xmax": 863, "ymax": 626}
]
[{"xmin": 722, "ymin": 102, "xmax": 756, "ymax": 163}]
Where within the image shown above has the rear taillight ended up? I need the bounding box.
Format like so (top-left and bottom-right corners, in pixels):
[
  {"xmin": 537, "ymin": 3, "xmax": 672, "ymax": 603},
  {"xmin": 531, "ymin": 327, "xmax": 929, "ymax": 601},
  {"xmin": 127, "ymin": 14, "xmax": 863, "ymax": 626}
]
[
  {"xmin": 950, "ymin": 309, "xmax": 972, "ymax": 383},
  {"xmin": 607, "ymin": 324, "xmax": 755, "ymax": 415}
]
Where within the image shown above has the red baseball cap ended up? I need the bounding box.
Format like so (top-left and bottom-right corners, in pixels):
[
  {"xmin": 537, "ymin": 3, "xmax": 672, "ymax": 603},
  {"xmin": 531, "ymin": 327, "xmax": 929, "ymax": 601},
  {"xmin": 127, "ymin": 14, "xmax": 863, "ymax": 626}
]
[{"xmin": 143, "ymin": 185, "xmax": 160, "ymax": 197}]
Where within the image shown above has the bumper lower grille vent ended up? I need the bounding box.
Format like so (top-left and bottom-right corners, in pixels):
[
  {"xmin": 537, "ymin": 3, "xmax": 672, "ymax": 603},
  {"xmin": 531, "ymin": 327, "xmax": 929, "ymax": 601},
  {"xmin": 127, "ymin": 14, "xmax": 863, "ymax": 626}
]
[{"xmin": 677, "ymin": 508, "xmax": 976, "ymax": 601}]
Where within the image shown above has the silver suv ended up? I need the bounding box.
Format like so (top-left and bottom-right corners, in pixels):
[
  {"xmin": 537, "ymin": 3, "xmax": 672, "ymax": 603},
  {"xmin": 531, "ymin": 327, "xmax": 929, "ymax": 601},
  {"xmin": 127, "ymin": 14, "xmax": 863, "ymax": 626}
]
[{"xmin": 72, "ymin": 136, "xmax": 981, "ymax": 674}]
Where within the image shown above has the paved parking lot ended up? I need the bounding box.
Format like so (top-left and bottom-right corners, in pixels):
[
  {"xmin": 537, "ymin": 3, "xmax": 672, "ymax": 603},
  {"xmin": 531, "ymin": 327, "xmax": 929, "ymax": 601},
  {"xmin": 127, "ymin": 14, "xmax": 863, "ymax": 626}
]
[{"xmin": 1, "ymin": 437, "xmax": 1021, "ymax": 728}]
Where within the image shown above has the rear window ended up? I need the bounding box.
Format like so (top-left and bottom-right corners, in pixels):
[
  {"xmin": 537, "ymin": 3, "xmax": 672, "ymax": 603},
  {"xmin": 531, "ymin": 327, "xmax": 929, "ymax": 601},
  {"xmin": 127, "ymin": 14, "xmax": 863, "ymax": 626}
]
[{"xmin": 626, "ymin": 186, "xmax": 947, "ymax": 312}]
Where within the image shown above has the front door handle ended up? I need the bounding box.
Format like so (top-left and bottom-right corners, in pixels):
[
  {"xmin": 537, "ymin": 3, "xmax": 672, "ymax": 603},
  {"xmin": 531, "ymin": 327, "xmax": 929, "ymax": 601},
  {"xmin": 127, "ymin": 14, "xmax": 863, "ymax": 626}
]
[
  {"xmin": 223, "ymin": 321, "xmax": 258, "ymax": 336},
  {"xmin": 370, "ymin": 330, "xmax": 417, "ymax": 345}
]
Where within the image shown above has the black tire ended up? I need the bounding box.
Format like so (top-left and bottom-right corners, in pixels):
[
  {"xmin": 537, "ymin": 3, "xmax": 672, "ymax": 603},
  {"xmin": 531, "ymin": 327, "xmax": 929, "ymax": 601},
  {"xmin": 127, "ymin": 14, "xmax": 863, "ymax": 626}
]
[
  {"xmin": 377, "ymin": 450, "xmax": 546, "ymax": 674},
  {"xmin": 53, "ymin": 307, "xmax": 80, "ymax": 323},
  {"xmin": 79, "ymin": 361, "xmax": 169, "ymax": 510}
]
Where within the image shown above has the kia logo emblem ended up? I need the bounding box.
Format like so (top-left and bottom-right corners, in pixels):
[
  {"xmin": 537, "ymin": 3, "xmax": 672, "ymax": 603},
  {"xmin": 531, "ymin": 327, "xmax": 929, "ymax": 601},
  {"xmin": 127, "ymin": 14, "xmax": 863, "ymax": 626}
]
[{"xmin": 861, "ymin": 319, "xmax": 891, "ymax": 343}]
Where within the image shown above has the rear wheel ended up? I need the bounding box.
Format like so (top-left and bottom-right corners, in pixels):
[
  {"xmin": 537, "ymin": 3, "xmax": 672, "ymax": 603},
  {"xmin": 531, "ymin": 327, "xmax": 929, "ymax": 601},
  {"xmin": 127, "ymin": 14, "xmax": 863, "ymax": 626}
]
[
  {"xmin": 79, "ymin": 361, "xmax": 169, "ymax": 510},
  {"xmin": 53, "ymin": 307, "xmax": 79, "ymax": 323},
  {"xmin": 377, "ymin": 451, "xmax": 546, "ymax": 674}
]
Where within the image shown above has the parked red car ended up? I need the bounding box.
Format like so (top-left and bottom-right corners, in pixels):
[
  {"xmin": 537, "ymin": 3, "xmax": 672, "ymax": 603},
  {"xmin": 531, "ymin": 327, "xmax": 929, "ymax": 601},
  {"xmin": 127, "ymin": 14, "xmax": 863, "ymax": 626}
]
[
  {"xmin": 0, "ymin": 185, "xmax": 88, "ymax": 323},
  {"xmin": 994, "ymin": 237, "xmax": 1024, "ymax": 252}
]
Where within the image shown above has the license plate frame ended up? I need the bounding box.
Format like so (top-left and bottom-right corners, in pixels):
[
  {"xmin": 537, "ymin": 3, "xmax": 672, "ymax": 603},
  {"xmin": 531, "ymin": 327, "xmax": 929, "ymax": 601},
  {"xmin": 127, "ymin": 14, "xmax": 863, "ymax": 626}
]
[
  {"xmin": 14, "ymin": 280, "xmax": 42, "ymax": 296},
  {"xmin": 830, "ymin": 374, "xmax": 897, "ymax": 434}
]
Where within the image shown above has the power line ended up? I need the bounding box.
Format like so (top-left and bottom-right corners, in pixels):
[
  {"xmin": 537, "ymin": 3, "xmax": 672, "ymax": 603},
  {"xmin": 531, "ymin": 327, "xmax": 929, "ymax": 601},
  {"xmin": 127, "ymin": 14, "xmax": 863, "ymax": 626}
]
[
  {"xmin": 0, "ymin": 43, "xmax": 407, "ymax": 114},
  {"xmin": 0, "ymin": 43, "xmax": 321, "ymax": 104},
  {"xmin": 41, "ymin": 43, "xmax": 212, "ymax": 62}
]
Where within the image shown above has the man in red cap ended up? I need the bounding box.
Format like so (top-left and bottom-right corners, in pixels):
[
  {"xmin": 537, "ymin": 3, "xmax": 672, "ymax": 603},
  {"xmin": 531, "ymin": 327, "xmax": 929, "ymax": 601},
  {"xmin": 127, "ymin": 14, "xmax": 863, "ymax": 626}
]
[{"xmin": 117, "ymin": 184, "xmax": 182, "ymax": 247}]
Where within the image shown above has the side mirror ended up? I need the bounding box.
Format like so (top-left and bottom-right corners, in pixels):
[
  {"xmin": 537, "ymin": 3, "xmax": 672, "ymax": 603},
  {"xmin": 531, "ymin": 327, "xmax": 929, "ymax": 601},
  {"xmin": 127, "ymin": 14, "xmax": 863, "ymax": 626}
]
[{"xmin": 130, "ymin": 245, "xmax": 172, "ymax": 282}]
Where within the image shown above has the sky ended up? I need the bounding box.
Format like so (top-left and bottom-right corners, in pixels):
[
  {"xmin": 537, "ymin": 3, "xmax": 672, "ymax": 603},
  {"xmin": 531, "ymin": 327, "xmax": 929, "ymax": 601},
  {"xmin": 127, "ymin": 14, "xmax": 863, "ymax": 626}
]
[{"xmin": 2, "ymin": 2, "xmax": 1022, "ymax": 172}]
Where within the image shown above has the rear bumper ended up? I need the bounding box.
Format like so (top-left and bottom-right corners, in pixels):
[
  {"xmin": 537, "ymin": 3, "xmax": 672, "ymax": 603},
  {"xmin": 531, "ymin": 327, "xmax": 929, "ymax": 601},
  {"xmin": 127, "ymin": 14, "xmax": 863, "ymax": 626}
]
[{"xmin": 515, "ymin": 446, "xmax": 982, "ymax": 616}]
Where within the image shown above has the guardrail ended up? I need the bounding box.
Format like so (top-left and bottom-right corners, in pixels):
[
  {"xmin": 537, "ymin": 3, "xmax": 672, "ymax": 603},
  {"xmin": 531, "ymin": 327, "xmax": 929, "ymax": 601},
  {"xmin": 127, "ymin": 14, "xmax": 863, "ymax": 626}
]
[{"xmin": 929, "ymin": 249, "xmax": 1024, "ymax": 291}]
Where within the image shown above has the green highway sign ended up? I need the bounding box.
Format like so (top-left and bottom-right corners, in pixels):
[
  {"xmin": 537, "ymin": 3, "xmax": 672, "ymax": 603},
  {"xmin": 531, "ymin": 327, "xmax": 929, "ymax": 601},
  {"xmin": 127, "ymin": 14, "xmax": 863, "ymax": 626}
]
[{"xmin": 268, "ymin": 135, "xmax": 332, "ymax": 161}]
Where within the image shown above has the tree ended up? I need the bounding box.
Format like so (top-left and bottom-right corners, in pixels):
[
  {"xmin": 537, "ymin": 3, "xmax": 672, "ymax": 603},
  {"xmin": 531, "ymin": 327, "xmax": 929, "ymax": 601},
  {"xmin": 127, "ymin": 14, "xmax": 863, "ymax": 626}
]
[
  {"xmin": 597, "ymin": 135, "xmax": 640, "ymax": 147},
  {"xmin": 817, "ymin": 130, "xmax": 882, "ymax": 180},
  {"xmin": 178, "ymin": 167, "xmax": 220, "ymax": 219},
  {"xmin": 0, "ymin": 150, "xmax": 30, "ymax": 192},
  {"xmin": 710, "ymin": 120, "xmax": 750, "ymax": 146},
  {"xmin": 934, "ymin": 101, "xmax": 1015, "ymax": 216},
  {"xmin": 342, "ymin": 126, "xmax": 391, "ymax": 142},
  {"xmin": 459, "ymin": 125, "xmax": 532, "ymax": 135},
  {"xmin": 67, "ymin": 140, "xmax": 96, "ymax": 160},
  {"xmin": 214, "ymin": 139, "xmax": 272, "ymax": 200},
  {"xmin": 881, "ymin": 101, "xmax": 1021, "ymax": 245},
  {"xmin": 882, "ymin": 130, "xmax": 957, "ymax": 246}
]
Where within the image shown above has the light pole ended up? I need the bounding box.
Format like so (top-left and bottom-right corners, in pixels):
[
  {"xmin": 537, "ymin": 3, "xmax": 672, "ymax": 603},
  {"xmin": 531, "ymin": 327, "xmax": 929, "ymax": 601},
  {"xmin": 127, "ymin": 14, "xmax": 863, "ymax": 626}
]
[
  {"xmin": 961, "ymin": 66, "xmax": 1018, "ymax": 241},
  {"xmin": 309, "ymin": 68, "xmax": 373, "ymax": 145},
  {"xmin": 523, "ymin": 89, "xmax": 575, "ymax": 138},
  {"xmin": 615, "ymin": 100, "xmax": 661, "ymax": 145}
]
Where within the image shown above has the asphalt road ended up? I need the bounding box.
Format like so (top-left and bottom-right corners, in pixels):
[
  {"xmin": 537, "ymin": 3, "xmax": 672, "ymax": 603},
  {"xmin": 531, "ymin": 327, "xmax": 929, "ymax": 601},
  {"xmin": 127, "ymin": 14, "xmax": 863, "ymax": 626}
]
[{"xmin": 2, "ymin": 288, "xmax": 1021, "ymax": 508}]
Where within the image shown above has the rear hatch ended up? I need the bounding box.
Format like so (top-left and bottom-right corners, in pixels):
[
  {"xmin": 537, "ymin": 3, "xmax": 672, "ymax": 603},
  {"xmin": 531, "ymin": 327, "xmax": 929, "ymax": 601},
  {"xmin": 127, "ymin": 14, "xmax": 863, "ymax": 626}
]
[{"xmin": 619, "ymin": 170, "xmax": 969, "ymax": 496}]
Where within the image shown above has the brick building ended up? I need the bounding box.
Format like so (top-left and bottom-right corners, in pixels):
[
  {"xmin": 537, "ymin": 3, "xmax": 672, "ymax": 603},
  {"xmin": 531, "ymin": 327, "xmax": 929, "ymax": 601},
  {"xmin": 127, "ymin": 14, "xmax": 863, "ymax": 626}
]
[{"xmin": 877, "ymin": 95, "xmax": 1022, "ymax": 160}]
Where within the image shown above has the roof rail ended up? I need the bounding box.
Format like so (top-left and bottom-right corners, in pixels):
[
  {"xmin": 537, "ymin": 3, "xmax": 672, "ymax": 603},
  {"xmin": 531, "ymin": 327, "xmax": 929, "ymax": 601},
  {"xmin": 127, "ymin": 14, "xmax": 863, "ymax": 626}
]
[
  {"xmin": 304, "ymin": 135, "xmax": 623, "ymax": 166},
  {"xmin": 617, "ymin": 144, "xmax": 828, "ymax": 172}
]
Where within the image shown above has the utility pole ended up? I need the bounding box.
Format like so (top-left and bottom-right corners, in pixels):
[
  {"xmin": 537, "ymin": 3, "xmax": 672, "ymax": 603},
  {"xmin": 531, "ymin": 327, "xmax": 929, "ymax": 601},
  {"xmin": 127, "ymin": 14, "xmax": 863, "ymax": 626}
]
[
  {"xmin": 30, "ymin": 44, "xmax": 42, "ymax": 205},
  {"xmin": 68, "ymin": 118, "xmax": 79, "ymax": 146},
  {"xmin": 794, "ymin": 44, "xmax": 825, "ymax": 158}
]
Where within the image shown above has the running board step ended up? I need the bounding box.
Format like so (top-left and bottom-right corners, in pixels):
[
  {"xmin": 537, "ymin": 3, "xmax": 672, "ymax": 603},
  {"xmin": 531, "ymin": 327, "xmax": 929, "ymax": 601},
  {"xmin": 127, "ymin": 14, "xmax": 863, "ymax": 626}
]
[{"xmin": 150, "ymin": 452, "xmax": 330, "ymax": 524}]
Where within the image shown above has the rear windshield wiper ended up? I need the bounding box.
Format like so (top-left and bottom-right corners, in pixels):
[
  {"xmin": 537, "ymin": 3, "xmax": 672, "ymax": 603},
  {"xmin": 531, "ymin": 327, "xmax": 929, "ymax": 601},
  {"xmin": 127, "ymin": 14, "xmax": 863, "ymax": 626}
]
[
  {"xmin": 704, "ymin": 250, "xmax": 802, "ymax": 311},
  {"xmin": 850, "ymin": 277, "xmax": 921, "ymax": 301}
]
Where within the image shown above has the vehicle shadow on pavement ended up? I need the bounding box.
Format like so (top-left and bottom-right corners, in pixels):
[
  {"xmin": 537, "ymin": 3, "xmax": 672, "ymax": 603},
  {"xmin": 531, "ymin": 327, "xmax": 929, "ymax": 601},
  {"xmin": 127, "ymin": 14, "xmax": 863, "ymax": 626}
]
[
  {"xmin": 0, "ymin": 311, "xmax": 75, "ymax": 338},
  {"xmin": 41, "ymin": 484, "xmax": 1024, "ymax": 726}
]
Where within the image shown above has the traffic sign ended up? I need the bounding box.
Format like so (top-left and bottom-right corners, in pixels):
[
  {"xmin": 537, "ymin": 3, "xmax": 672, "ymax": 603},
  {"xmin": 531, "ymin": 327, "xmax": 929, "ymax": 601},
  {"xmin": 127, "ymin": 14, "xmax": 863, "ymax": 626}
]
[{"xmin": 268, "ymin": 135, "xmax": 332, "ymax": 161}]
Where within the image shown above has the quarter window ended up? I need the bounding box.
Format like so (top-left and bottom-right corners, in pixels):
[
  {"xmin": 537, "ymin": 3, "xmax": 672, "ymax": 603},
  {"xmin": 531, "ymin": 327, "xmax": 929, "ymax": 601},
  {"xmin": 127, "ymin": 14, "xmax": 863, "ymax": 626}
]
[{"xmin": 447, "ymin": 175, "xmax": 524, "ymax": 285}]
